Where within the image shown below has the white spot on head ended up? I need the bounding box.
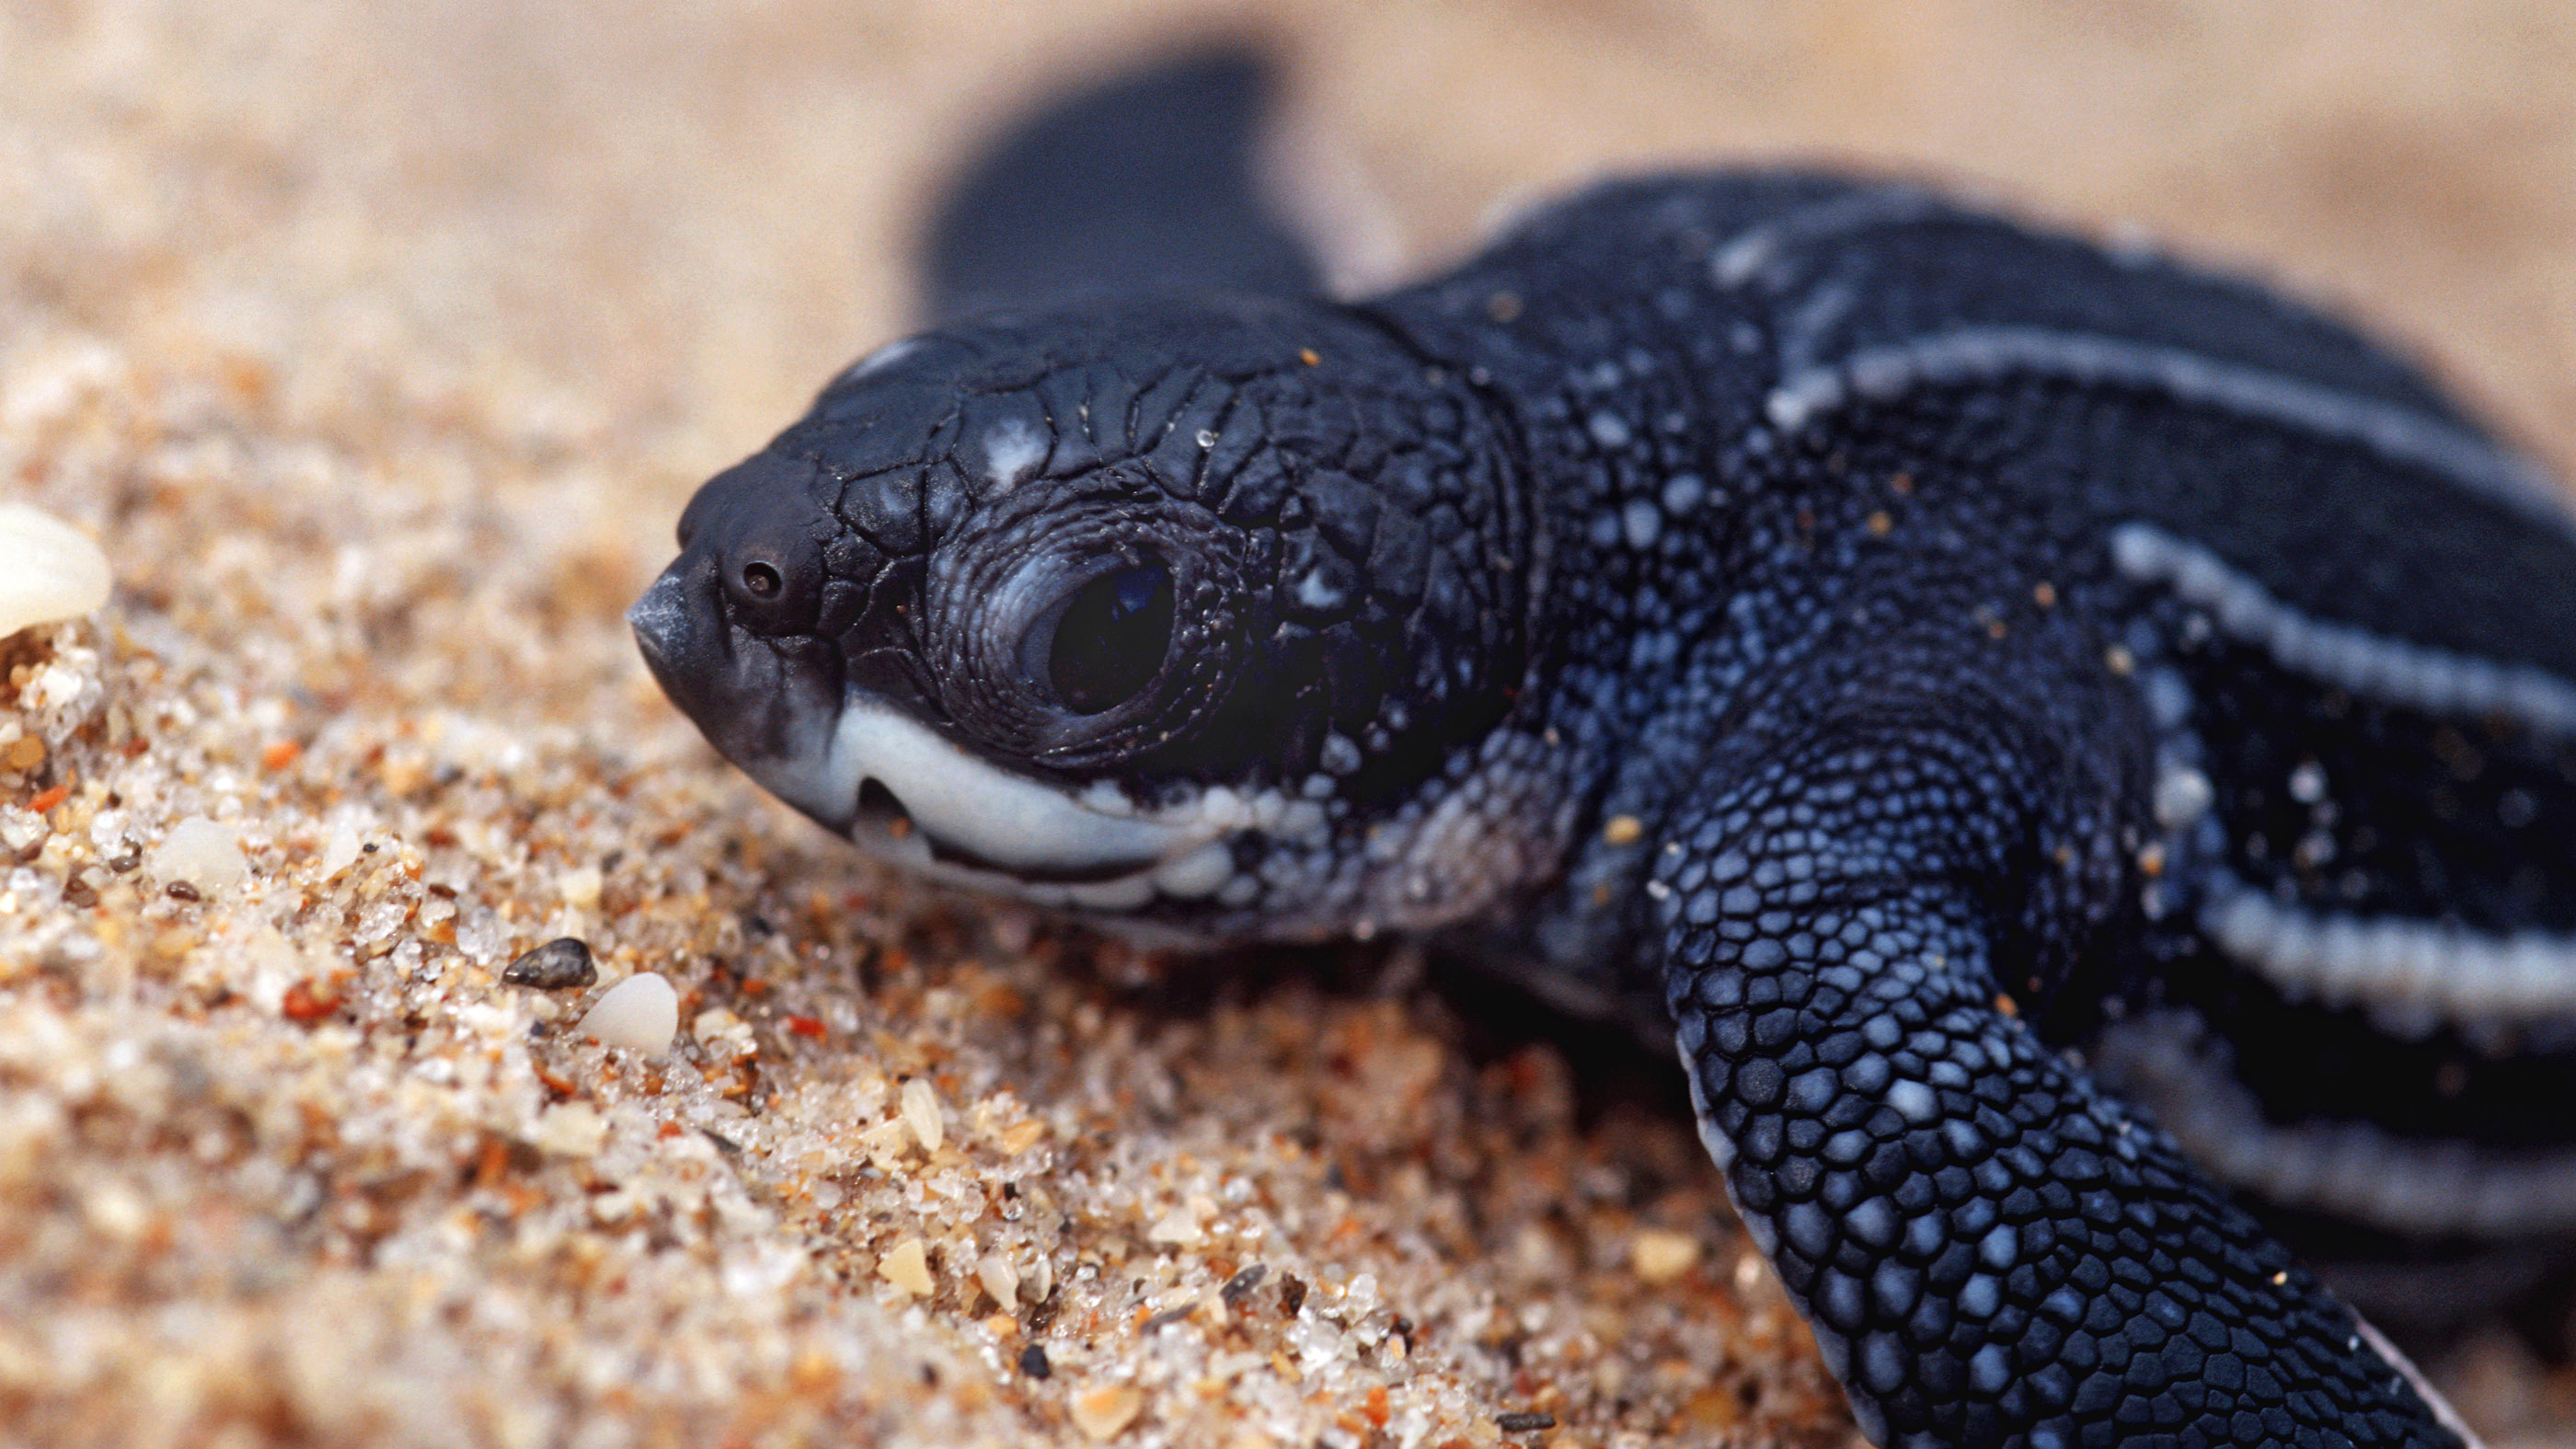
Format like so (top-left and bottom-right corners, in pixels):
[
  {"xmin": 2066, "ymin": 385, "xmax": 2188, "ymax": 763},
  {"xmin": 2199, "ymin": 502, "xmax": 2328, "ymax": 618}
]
[
  {"xmin": 834, "ymin": 337, "xmax": 919, "ymax": 386},
  {"xmin": 2152, "ymin": 765, "xmax": 2214, "ymax": 828},
  {"xmin": 1294, "ymin": 569, "xmax": 1345, "ymax": 611},
  {"xmin": 980, "ymin": 420, "xmax": 1047, "ymax": 491}
]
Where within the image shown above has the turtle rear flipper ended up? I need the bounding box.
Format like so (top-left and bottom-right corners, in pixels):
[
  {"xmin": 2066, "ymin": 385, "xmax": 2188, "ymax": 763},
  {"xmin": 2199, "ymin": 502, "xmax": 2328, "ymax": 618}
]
[{"xmin": 920, "ymin": 44, "xmax": 1322, "ymax": 323}]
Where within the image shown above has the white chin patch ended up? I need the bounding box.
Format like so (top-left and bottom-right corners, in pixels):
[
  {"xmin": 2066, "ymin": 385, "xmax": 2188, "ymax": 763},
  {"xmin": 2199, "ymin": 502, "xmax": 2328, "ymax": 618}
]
[{"xmin": 746, "ymin": 696, "xmax": 1228, "ymax": 909}]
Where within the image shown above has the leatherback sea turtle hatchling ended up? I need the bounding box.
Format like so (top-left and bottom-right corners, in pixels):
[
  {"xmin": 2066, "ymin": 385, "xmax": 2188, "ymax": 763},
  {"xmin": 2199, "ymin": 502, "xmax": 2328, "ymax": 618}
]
[{"xmin": 630, "ymin": 49, "xmax": 2576, "ymax": 1448}]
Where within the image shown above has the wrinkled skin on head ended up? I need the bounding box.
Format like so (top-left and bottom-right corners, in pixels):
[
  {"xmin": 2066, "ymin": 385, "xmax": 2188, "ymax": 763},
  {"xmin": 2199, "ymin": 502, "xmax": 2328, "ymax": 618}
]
[{"xmin": 632, "ymin": 295, "xmax": 1559, "ymax": 942}]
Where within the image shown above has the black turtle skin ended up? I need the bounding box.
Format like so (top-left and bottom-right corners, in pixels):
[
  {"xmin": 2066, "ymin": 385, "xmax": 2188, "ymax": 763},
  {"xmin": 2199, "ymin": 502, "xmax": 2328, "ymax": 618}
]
[{"xmin": 634, "ymin": 169, "xmax": 2576, "ymax": 1447}]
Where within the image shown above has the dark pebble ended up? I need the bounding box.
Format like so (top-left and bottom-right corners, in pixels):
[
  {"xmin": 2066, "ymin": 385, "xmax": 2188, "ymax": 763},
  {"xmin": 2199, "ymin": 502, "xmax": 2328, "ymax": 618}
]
[
  {"xmin": 1018, "ymin": 1342, "xmax": 1052, "ymax": 1380},
  {"xmin": 1219, "ymin": 1262, "xmax": 1267, "ymax": 1307},
  {"xmin": 1496, "ymin": 1411, "xmax": 1557, "ymax": 1432},
  {"xmin": 502, "ymin": 937, "xmax": 597, "ymax": 990}
]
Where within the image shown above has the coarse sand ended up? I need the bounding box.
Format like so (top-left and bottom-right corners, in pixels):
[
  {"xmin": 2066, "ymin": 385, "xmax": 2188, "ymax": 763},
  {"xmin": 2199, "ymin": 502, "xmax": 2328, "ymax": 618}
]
[{"xmin": 4, "ymin": 3, "xmax": 2575, "ymax": 1445}]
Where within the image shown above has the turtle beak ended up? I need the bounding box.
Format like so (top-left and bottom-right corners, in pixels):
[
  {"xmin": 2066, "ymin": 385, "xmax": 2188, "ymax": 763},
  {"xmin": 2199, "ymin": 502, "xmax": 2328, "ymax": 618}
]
[
  {"xmin": 628, "ymin": 561, "xmax": 709, "ymax": 695},
  {"xmin": 629, "ymin": 554, "xmax": 853, "ymax": 831},
  {"xmin": 629, "ymin": 553, "xmax": 754, "ymax": 743}
]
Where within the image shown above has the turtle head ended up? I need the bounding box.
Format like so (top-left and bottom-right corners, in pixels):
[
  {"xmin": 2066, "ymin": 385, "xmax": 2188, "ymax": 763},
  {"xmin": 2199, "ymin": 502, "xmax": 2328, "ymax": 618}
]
[{"xmin": 631, "ymin": 295, "xmax": 1550, "ymax": 941}]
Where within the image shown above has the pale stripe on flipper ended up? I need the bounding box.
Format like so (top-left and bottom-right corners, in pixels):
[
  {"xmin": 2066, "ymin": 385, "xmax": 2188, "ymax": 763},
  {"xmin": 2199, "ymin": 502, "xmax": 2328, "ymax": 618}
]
[
  {"xmin": 2110, "ymin": 521, "xmax": 2576, "ymax": 737},
  {"xmin": 2096, "ymin": 1010, "xmax": 2576, "ymax": 1238},
  {"xmin": 1674, "ymin": 1021, "xmax": 1739, "ymax": 1172},
  {"xmin": 1764, "ymin": 326, "xmax": 2573, "ymax": 531},
  {"xmin": 2352, "ymin": 1317, "xmax": 2490, "ymax": 1449},
  {"xmin": 2202, "ymin": 872, "xmax": 2576, "ymax": 1024}
]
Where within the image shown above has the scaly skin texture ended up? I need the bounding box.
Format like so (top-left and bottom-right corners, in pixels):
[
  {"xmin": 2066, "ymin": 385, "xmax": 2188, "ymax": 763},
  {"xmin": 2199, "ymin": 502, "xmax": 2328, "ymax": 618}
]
[{"xmin": 636, "ymin": 172, "xmax": 2576, "ymax": 1446}]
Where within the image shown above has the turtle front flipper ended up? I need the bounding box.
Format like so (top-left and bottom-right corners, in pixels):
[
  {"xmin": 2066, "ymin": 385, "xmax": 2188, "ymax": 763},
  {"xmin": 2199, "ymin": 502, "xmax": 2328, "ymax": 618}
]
[
  {"xmin": 919, "ymin": 44, "xmax": 1323, "ymax": 323},
  {"xmin": 1656, "ymin": 694, "xmax": 2465, "ymax": 1448}
]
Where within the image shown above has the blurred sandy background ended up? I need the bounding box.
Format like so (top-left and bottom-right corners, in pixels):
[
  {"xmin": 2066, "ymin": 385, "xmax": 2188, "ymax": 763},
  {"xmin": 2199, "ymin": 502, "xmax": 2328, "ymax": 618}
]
[{"xmin": 3, "ymin": 2, "xmax": 2572, "ymax": 1446}]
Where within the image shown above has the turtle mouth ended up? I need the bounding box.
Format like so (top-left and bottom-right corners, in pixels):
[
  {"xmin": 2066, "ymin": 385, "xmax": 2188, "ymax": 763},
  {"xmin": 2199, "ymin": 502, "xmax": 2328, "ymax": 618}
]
[
  {"xmin": 774, "ymin": 693, "xmax": 1224, "ymax": 911},
  {"xmin": 852, "ymin": 776, "xmax": 1160, "ymax": 885},
  {"xmin": 631, "ymin": 561, "xmax": 1236, "ymax": 913},
  {"xmin": 854, "ymin": 776, "xmax": 911, "ymax": 833}
]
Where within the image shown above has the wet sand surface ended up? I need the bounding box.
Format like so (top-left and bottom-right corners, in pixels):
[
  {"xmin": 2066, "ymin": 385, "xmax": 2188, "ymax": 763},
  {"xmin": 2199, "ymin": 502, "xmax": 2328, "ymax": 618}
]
[{"xmin": 4, "ymin": 3, "xmax": 2573, "ymax": 1444}]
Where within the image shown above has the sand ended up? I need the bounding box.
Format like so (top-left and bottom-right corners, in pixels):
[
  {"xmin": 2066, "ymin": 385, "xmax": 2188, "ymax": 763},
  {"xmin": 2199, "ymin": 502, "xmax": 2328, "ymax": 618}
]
[{"xmin": 3, "ymin": 2, "xmax": 2573, "ymax": 1445}]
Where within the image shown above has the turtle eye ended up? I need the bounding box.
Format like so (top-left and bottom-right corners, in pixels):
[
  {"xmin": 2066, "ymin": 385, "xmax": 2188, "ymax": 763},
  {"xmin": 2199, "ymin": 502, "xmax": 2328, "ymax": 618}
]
[
  {"xmin": 1044, "ymin": 562, "xmax": 1174, "ymax": 715},
  {"xmin": 739, "ymin": 561, "xmax": 784, "ymax": 600}
]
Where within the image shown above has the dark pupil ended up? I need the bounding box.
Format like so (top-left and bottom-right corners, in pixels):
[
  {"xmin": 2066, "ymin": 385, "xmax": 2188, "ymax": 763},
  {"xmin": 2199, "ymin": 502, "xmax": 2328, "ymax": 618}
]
[
  {"xmin": 1048, "ymin": 563, "xmax": 1173, "ymax": 715},
  {"xmin": 741, "ymin": 561, "xmax": 783, "ymax": 599}
]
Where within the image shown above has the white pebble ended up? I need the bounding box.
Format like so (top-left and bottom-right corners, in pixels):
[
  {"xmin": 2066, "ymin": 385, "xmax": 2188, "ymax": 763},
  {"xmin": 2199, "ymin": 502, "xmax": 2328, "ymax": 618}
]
[
  {"xmin": 29, "ymin": 662, "xmax": 85, "ymax": 711},
  {"xmin": 149, "ymin": 816, "xmax": 250, "ymax": 891},
  {"xmin": 319, "ymin": 818, "xmax": 366, "ymax": 880},
  {"xmin": 531, "ymin": 1101, "xmax": 607, "ymax": 1157},
  {"xmin": 578, "ymin": 972, "xmax": 678, "ymax": 1052},
  {"xmin": 558, "ymin": 865, "xmax": 603, "ymax": 910},
  {"xmin": 977, "ymin": 1252, "xmax": 1021, "ymax": 1307},
  {"xmin": 0, "ymin": 502, "xmax": 112, "ymax": 637},
  {"xmin": 1146, "ymin": 1207, "xmax": 1206, "ymax": 1247},
  {"xmin": 878, "ymin": 1236, "xmax": 934, "ymax": 1297},
  {"xmin": 1630, "ymin": 1228, "xmax": 1703, "ymax": 1284},
  {"xmin": 901, "ymin": 1076, "xmax": 944, "ymax": 1153}
]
